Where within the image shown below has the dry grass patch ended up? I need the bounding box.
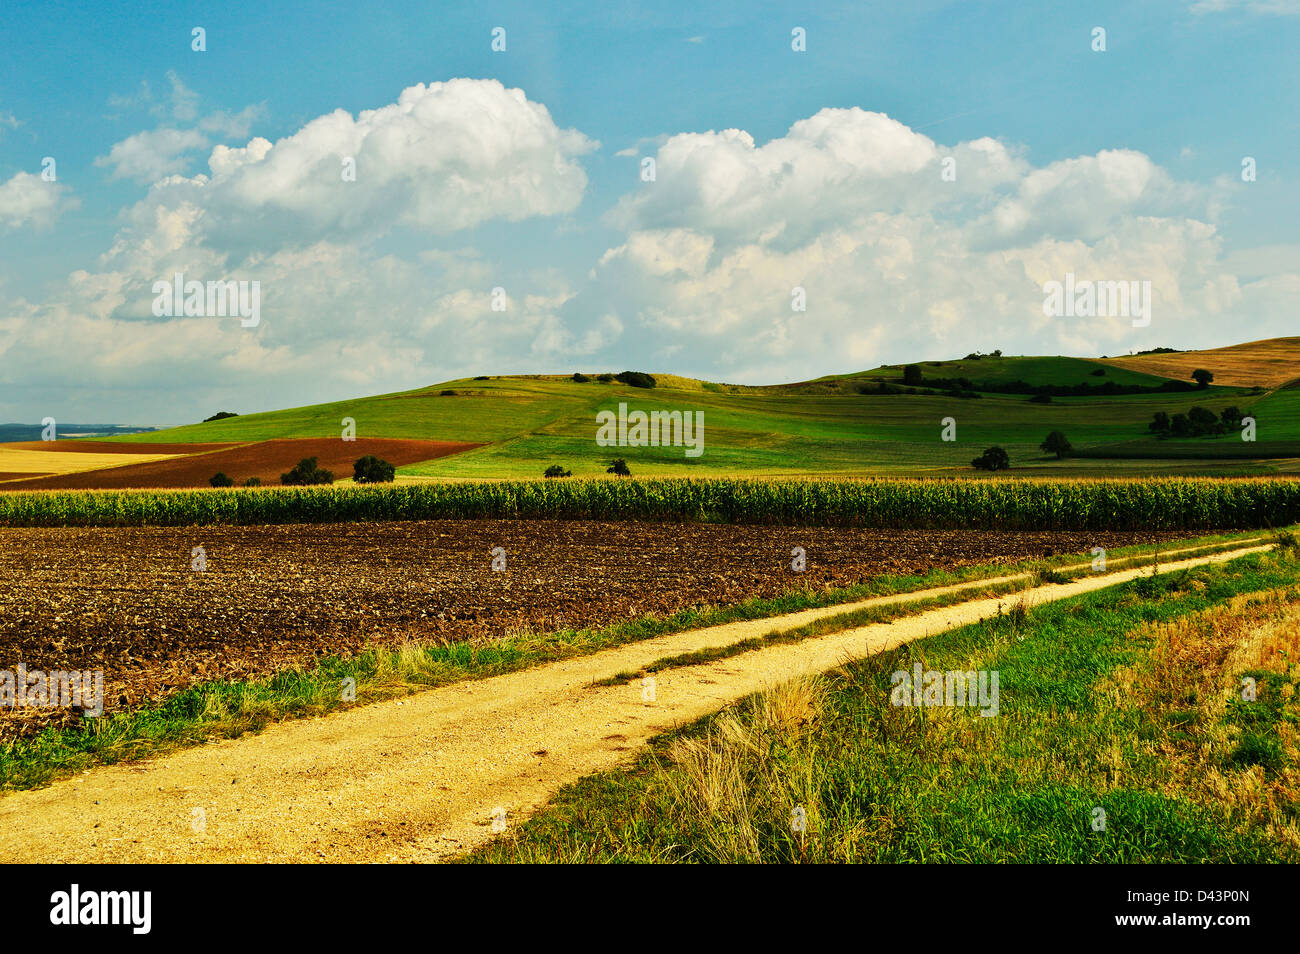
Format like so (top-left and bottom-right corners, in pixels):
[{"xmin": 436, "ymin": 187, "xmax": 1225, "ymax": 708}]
[{"xmin": 1105, "ymin": 581, "xmax": 1300, "ymax": 848}]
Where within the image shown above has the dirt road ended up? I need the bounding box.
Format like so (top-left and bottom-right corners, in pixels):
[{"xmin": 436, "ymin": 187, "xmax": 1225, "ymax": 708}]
[{"xmin": 0, "ymin": 543, "xmax": 1271, "ymax": 863}]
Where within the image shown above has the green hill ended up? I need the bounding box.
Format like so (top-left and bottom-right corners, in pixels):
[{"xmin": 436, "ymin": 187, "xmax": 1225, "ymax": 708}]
[{"xmin": 106, "ymin": 350, "xmax": 1300, "ymax": 478}]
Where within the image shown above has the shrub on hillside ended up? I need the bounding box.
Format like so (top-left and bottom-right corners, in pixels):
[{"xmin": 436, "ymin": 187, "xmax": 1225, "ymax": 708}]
[
  {"xmin": 971, "ymin": 447, "xmax": 1011, "ymax": 471},
  {"xmin": 440, "ymin": 389, "xmax": 456, "ymax": 396},
  {"xmin": 209, "ymin": 472, "xmax": 234, "ymax": 487},
  {"xmin": 544, "ymin": 464, "xmax": 572, "ymax": 478},
  {"xmin": 243, "ymin": 477, "xmax": 262, "ymax": 487},
  {"xmin": 615, "ymin": 371, "xmax": 656, "ymax": 389},
  {"xmin": 1192, "ymin": 368, "xmax": 1213, "ymax": 388},
  {"xmin": 572, "ymin": 372, "xmax": 590, "ymax": 383},
  {"xmin": 353, "ymin": 455, "xmax": 395, "ymax": 484},
  {"xmin": 607, "ymin": 458, "xmax": 631, "ymax": 476},
  {"xmin": 202, "ymin": 411, "xmax": 239, "ymax": 422},
  {"xmin": 902, "ymin": 364, "xmax": 923, "ymax": 386},
  {"xmin": 597, "ymin": 373, "xmax": 614, "ymax": 382},
  {"xmin": 281, "ymin": 457, "xmax": 335, "ymax": 486}
]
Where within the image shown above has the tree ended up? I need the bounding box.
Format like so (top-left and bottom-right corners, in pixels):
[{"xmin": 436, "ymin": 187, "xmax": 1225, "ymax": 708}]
[
  {"xmin": 202, "ymin": 411, "xmax": 239, "ymax": 422},
  {"xmin": 1040, "ymin": 431, "xmax": 1072, "ymax": 459},
  {"xmin": 243, "ymin": 477, "xmax": 262, "ymax": 487},
  {"xmin": 1220, "ymin": 406, "xmax": 1244, "ymax": 429},
  {"xmin": 281, "ymin": 457, "xmax": 335, "ymax": 485},
  {"xmin": 1187, "ymin": 405, "xmax": 1223, "ymax": 436},
  {"xmin": 209, "ymin": 472, "xmax": 234, "ymax": 487},
  {"xmin": 353, "ymin": 455, "xmax": 395, "ymax": 483},
  {"xmin": 607, "ymin": 458, "xmax": 631, "ymax": 476},
  {"xmin": 971, "ymin": 447, "xmax": 1011, "ymax": 471},
  {"xmin": 1169, "ymin": 413, "xmax": 1191, "ymax": 437},
  {"xmin": 572, "ymin": 372, "xmax": 590, "ymax": 383},
  {"xmin": 902, "ymin": 364, "xmax": 923, "ymax": 386},
  {"xmin": 543, "ymin": 464, "xmax": 572, "ymax": 478},
  {"xmin": 1192, "ymin": 368, "xmax": 1213, "ymax": 388},
  {"xmin": 1148, "ymin": 411, "xmax": 1170, "ymax": 434}
]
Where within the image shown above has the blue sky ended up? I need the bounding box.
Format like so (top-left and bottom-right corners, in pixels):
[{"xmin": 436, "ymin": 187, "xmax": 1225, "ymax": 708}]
[{"xmin": 1, "ymin": 0, "xmax": 1297, "ymax": 424}]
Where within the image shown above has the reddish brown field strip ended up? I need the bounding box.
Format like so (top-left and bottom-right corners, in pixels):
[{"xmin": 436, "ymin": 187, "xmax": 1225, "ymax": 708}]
[
  {"xmin": 3, "ymin": 438, "xmax": 478, "ymax": 490},
  {"xmin": 0, "ymin": 521, "xmax": 1189, "ymax": 737}
]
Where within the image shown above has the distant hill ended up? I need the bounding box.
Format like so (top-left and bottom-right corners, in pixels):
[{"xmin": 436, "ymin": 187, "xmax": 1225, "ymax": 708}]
[
  {"xmin": 0, "ymin": 423, "xmax": 157, "ymax": 443},
  {"xmin": 1098, "ymin": 337, "xmax": 1300, "ymax": 388},
  {"xmin": 79, "ymin": 339, "xmax": 1298, "ymax": 480}
]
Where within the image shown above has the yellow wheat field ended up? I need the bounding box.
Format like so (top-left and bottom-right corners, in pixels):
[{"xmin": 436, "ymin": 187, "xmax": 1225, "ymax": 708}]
[{"xmin": 0, "ymin": 447, "xmax": 182, "ymax": 480}]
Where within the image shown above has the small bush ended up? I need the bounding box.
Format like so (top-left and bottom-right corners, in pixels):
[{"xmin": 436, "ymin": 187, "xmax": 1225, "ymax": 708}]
[
  {"xmin": 572, "ymin": 372, "xmax": 590, "ymax": 383},
  {"xmin": 243, "ymin": 477, "xmax": 262, "ymax": 487},
  {"xmin": 202, "ymin": 411, "xmax": 239, "ymax": 423},
  {"xmin": 971, "ymin": 447, "xmax": 1011, "ymax": 471},
  {"xmin": 440, "ymin": 389, "xmax": 456, "ymax": 396},
  {"xmin": 353, "ymin": 456, "xmax": 395, "ymax": 484},
  {"xmin": 607, "ymin": 458, "xmax": 632, "ymax": 476},
  {"xmin": 1090, "ymin": 368, "xmax": 1106, "ymax": 377},
  {"xmin": 544, "ymin": 464, "xmax": 572, "ymax": 478},
  {"xmin": 597, "ymin": 373, "xmax": 614, "ymax": 383},
  {"xmin": 209, "ymin": 472, "xmax": 234, "ymax": 488},
  {"xmin": 281, "ymin": 457, "xmax": 334, "ymax": 486},
  {"xmin": 473, "ymin": 375, "xmax": 490, "ymax": 381}
]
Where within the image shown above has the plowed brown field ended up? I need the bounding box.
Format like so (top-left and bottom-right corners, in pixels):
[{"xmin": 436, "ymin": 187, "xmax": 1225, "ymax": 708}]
[
  {"xmin": 3, "ymin": 438, "xmax": 477, "ymax": 489},
  {"xmin": 0, "ymin": 520, "xmax": 1188, "ymax": 738}
]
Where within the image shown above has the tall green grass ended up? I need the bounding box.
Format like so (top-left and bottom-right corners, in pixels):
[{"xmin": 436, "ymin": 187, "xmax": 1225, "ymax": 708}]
[{"xmin": 2, "ymin": 477, "xmax": 1299, "ymax": 530}]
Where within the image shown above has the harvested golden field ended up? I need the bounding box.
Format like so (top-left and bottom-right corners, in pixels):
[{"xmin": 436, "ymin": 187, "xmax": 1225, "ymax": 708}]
[
  {"xmin": 0, "ymin": 444, "xmax": 187, "ymax": 481},
  {"xmin": 1098, "ymin": 336, "xmax": 1300, "ymax": 388}
]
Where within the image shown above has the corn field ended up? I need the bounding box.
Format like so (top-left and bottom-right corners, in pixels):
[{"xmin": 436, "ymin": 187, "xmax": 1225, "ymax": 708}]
[{"xmin": 2, "ymin": 477, "xmax": 1298, "ymax": 530}]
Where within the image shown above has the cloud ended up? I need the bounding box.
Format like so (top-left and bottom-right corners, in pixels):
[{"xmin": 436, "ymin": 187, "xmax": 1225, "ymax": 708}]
[
  {"xmin": 6, "ymin": 87, "xmax": 1297, "ymax": 423},
  {"xmin": 180, "ymin": 78, "xmax": 597, "ymax": 247},
  {"xmin": 198, "ymin": 104, "xmax": 266, "ymax": 139},
  {"xmin": 578, "ymin": 107, "xmax": 1289, "ymax": 381},
  {"xmin": 1, "ymin": 79, "xmax": 602, "ymax": 422},
  {"xmin": 158, "ymin": 71, "xmax": 200, "ymax": 122},
  {"xmin": 1190, "ymin": 0, "xmax": 1300, "ymax": 14},
  {"xmin": 609, "ymin": 108, "xmax": 1026, "ymax": 248},
  {"xmin": 0, "ymin": 171, "xmax": 77, "ymax": 229},
  {"xmin": 95, "ymin": 128, "xmax": 210, "ymax": 183}
]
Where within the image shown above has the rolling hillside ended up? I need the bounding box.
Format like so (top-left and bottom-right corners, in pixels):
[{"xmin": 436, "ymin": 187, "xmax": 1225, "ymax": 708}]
[
  {"xmin": 67, "ymin": 338, "xmax": 1296, "ymax": 481},
  {"xmin": 1098, "ymin": 337, "xmax": 1300, "ymax": 388}
]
